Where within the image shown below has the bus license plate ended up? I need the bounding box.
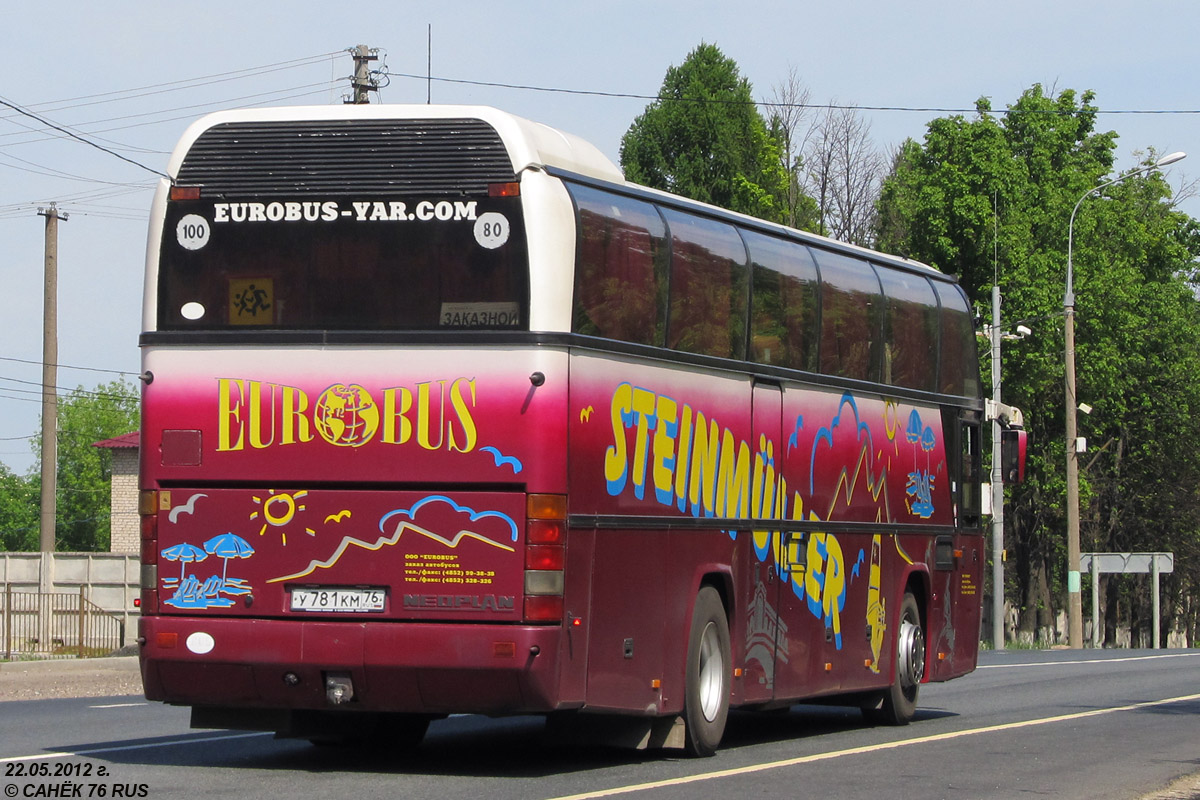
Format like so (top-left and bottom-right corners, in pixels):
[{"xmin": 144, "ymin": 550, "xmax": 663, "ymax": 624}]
[{"xmin": 290, "ymin": 587, "xmax": 385, "ymax": 613}]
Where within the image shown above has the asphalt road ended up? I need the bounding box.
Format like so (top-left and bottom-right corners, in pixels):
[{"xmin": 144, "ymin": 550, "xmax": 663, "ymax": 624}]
[{"xmin": 1, "ymin": 649, "xmax": 1198, "ymax": 800}]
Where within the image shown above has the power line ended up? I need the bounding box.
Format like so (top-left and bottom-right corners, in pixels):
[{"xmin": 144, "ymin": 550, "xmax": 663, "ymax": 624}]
[
  {"xmin": 0, "ymin": 392, "xmax": 45, "ymax": 405},
  {"xmin": 1, "ymin": 429, "xmax": 138, "ymax": 446},
  {"xmin": 1, "ymin": 515, "xmax": 134, "ymax": 539},
  {"xmin": 0, "ymin": 376, "xmax": 138, "ymax": 401},
  {"xmin": 384, "ymin": 70, "xmax": 1200, "ymax": 117},
  {"xmin": 0, "ymin": 355, "xmax": 137, "ymax": 377},
  {"xmin": 0, "ymin": 82, "xmax": 340, "ymax": 163},
  {"xmin": 0, "ymin": 186, "xmax": 153, "ymax": 221},
  {"xmin": 0, "ymin": 95, "xmax": 170, "ymax": 180},
  {"xmin": 0, "ymin": 150, "xmax": 154, "ymax": 187},
  {"xmin": 0, "ymin": 51, "xmax": 344, "ymax": 158},
  {"xmin": 11, "ymin": 51, "xmax": 345, "ymax": 117},
  {"xmin": 0, "ymin": 110, "xmax": 161, "ymax": 156},
  {"xmin": 0, "ymin": 80, "xmax": 339, "ymax": 146},
  {"xmin": 56, "ymin": 209, "xmax": 146, "ymax": 222}
]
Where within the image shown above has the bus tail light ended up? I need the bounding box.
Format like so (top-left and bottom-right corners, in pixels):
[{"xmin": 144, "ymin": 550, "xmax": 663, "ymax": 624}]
[
  {"xmin": 525, "ymin": 545, "xmax": 564, "ymax": 571},
  {"xmin": 527, "ymin": 519, "xmax": 565, "ymax": 544},
  {"xmin": 139, "ymin": 490, "xmax": 160, "ymax": 614},
  {"xmin": 488, "ymin": 182, "xmax": 520, "ymax": 197},
  {"xmin": 169, "ymin": 185, "xmax": 202, "ymax": 201},
  {"xmin": 524, "ymin": 494, "xmax": 566, "ymax": 623},
  {"xmin": 524, "ymin": 595, "xmax": 564, "ymax": 622}
]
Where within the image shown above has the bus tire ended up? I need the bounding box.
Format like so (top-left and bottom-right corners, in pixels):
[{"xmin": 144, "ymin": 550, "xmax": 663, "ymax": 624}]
[
  {"xmin": 878, "ymin": 592, "xmax": 924, "ymax": 725},
  {"xmin": 683, "ymin": 586, "xmax": 731, "ymax": 757}
]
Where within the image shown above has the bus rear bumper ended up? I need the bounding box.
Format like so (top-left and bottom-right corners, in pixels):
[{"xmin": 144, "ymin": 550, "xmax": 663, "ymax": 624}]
[{"xmin": 138, "ymin": 616, "xmax": 565, "ymax": 716}]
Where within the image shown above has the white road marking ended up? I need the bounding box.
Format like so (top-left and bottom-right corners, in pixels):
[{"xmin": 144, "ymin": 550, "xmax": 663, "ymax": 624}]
[
  {"xmin": 0, "ymin": 732, "xmax": 270, "ymax": 764},
  {"xmin": 977, "ymin": 652, "xmax": 1200, "ymax": 669},
  {"xmin": 545, "ymin": 692, "xmax": 1200, "ymax": 800}
]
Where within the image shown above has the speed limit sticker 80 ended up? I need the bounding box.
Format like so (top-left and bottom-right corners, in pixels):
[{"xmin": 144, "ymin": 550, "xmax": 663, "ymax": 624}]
[{"xmin": 473, "ymin": 212, "xmax": 509, "ymax": 249}]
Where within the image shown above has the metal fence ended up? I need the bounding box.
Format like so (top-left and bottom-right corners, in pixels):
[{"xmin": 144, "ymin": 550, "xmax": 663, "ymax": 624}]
[{"xmin": 2, "ymin": 584, "xmax": 126, "ymax": 660}]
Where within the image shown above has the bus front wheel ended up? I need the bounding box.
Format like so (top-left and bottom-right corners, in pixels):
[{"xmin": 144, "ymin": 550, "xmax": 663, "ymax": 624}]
[{"xmin": 683, "ymin": 586, "xmax": 731, "ymax": 757}]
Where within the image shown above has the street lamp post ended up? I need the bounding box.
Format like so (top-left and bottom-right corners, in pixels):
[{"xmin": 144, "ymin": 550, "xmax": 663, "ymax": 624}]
[
  {"xmin": 987, "ymin": 294, "xmax": 1031, "ymax": 651},
  {"xmin": 1064, "ymin": 151, "xmax": 1185, "ymax": 649},
  {"xmin": 991, "ymin": 286, "xmax": 1004, "ymax": 650}
]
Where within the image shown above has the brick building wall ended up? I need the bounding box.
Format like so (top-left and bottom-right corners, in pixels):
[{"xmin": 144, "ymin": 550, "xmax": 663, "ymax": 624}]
[
  {"xmin": 94, "ymin": 432, "xmax": 139, "ymax": 555},
  {"xmin": 109, "ymin": 448, "xmax": 139, "ymax": 555}
]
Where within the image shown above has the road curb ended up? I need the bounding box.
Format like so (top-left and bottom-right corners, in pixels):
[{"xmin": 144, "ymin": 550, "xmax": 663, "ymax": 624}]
[
  {"xmin": 0, "ymin": 655, "xmax": 139, "ymax": 675},
  {"xmin": 1137, "ymin": 772, "xmax": 1200, "ymax": 800}
]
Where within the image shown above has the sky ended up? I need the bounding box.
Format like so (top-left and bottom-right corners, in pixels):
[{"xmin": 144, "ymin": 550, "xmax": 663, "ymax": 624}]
[{"xmin": 2, "ymin": 0, "xmax": 1198, "ymax": 474}]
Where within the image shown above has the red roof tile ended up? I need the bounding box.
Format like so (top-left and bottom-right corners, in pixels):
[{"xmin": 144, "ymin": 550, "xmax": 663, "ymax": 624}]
[{"xmin": 92, "ymin": 431, "xmax": 140, "ymax": 449}]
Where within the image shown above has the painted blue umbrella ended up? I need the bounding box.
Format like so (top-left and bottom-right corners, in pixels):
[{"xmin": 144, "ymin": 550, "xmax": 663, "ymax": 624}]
[
  {"xmin": 203, "ymin": 533, "xmax": 256, "ymax": 583},
  {"xmin": 905, "ymin": 409, "xmax": 924, "ymax": 444},
  {"xmin": 920, "ymin": 425, "xmax": 937, "ymax": 453},
  {"xmin": 161, "ymin": 542, "xmax": 208, "ymax": 581}
]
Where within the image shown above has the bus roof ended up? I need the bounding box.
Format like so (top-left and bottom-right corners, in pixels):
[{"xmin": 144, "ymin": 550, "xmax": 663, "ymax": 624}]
[
  {"xmin": 166, "ymin": 104, "xmax": 625, "ymax": 185},
  {"xmin": 558, "ymin": 169, "xmax": 947, "ymax": 279},
  {"xmin": 167, "ymin": 104, "xmax": 943, "ymax": 279}
]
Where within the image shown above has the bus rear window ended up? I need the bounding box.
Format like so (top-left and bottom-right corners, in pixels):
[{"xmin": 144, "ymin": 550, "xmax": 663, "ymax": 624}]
[{"xmin": 156, "ymin": 197, "xmax": 528, "ymax": 332}]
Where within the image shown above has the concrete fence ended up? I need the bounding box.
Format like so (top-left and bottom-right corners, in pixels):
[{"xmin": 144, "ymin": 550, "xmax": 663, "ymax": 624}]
[{"xmin": 0, "ymin": 552, "xmax": 139, "ymax": 656}]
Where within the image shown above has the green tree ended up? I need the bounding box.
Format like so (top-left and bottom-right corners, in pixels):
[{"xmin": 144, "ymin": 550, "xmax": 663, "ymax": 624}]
[
  {"xmin": 0, "ymin": 465, "xmax": 38, "ymax": 551},
  {"xmin": 876, "ymin": 85, "xmax": 1200, "ymax": 645},
  {"xmin": 620, "ymin": 43, "xmax": 792, "ymax": 223},
  {"xmin": 1066, "ymin": 176, "xmax": 1200, "ymax": 645},
  {"xmin": 57, "ymin": 379, "xmax": 139, "ymax": 551},
  {"xmin": 26, "ymin": 379, "xmax": 140, "ymax": 552}
]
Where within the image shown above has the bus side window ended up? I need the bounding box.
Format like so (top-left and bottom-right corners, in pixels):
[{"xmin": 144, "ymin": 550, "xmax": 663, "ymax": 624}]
[
  {"xmin": 570, "ymin": 185, "xmax": 668, "ymax": 347},
  {"xmin": 959, "ymin": 419, "xmax": 982, "ymax": 528},
  {"xmin": 875, "ymin": 265, "xmax": 939, "ymax": 392},
  {"xmin": 814, "ymin": 250, "xmax": 883, "ymax": 382},
  {"xmin": 934, "ymin": 281, "xmax": 981, "ymax": 398},
  {"xmin": 661, "ymin": 209, "xmax": 748, "ymax": 360},
  {"xmin": 744, "ymin": 231, "xmax": 819, "ymax": 372}
]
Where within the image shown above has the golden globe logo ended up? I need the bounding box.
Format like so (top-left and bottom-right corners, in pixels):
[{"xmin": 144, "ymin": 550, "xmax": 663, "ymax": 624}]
[{"xmin": 312, "ymin": 384, "xmax": 380, "ymax": 447}]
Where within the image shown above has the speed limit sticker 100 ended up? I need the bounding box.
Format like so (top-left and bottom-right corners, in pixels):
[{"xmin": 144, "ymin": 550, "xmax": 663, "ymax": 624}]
[{"xmin": 176, "ymin": 214, "xmax": 211, "ymax": 251}]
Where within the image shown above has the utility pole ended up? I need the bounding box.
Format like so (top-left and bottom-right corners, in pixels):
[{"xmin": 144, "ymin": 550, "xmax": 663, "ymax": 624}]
[
  {"xmin": 37, "ymin": 203, "xmax": 66, "ymax": 592},
  {"xmin": 347, "ymin": 44, "xmax": 378, "ymax": 105},
  {"xmin": 990, "ymin": 285, "xmax": 1005, "ymax": 650}
]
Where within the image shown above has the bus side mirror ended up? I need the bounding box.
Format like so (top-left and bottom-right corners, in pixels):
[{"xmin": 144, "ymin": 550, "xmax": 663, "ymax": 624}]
[{"xmin": 1001, "ymin": 428, "xmax": 1027, "ymax": 484}]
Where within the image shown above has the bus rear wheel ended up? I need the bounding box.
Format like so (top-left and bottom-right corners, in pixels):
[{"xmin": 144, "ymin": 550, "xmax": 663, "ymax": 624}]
[
  {"xmin": 876, "ymin": 592, "xmax": 924, "ymax": 725},
  {"xmin": 683, "ymin": 586, "xmax": 731, "ymax": 757}
]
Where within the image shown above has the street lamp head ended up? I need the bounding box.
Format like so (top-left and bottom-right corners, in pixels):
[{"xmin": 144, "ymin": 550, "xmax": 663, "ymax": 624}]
[
  {"xmin": 1016, "ymin": 324, "xmax": 1033, "ymax": 338},
  {"xmin": 1155, "ymin": 151, "xmax": 1186, "ymax": 168}
]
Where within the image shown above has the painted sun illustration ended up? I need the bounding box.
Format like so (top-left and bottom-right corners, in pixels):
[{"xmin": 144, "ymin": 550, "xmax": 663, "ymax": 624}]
[{"xmin": 250, "ymin": 490, "xmax": 315, "ymax": 545}]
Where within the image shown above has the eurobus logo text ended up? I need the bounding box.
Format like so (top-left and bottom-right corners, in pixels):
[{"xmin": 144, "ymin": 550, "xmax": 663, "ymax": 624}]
[{"xmin": 216, "ymin": 377, "xmax": 478, "ymax": 453}]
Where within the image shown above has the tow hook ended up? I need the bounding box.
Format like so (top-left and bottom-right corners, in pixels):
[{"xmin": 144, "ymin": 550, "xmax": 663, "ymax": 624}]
[{"xmin": 324, "ymin": 672, "xmax": 355, "ymax": 705}]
